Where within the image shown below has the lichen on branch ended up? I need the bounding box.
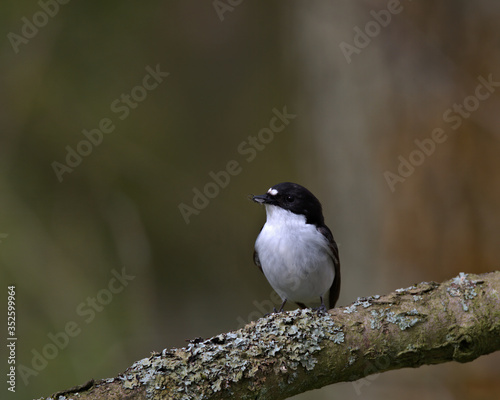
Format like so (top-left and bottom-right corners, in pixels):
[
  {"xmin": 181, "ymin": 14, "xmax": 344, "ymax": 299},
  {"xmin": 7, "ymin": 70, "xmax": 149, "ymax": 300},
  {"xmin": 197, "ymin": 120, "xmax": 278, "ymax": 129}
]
[{"xmin": 42, "ymin": 271, "xmax": 500, "ymax": 400}]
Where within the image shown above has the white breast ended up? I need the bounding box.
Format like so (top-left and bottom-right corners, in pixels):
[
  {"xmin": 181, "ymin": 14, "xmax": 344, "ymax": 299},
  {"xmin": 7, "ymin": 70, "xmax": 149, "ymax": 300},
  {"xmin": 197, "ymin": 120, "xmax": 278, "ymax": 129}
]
[{"xmin": 255, "ymin": 205, "xmax": 334, "ymax": 304}]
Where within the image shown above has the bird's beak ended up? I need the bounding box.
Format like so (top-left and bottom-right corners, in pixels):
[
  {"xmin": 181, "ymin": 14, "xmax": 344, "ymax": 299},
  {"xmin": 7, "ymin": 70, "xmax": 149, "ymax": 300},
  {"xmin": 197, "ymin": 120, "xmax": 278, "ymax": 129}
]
[{"xmin": 252, "ymin": 193, "xmax": 272, "ymax": 204}]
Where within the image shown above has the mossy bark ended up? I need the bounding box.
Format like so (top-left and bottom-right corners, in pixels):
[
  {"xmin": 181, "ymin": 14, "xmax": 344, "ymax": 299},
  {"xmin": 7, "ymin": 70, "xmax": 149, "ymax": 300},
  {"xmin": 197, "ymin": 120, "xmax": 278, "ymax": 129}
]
[{"xmin": 41, "ymin": 271, "xmax": 500, "ymax": 400}]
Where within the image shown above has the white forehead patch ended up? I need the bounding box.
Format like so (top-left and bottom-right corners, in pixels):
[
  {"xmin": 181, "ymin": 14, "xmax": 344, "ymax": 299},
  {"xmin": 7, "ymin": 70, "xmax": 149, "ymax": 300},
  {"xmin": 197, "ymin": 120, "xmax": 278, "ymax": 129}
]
[{"xmin": 267, "ymin": 188, "xmax": 278, "ymax": 196}]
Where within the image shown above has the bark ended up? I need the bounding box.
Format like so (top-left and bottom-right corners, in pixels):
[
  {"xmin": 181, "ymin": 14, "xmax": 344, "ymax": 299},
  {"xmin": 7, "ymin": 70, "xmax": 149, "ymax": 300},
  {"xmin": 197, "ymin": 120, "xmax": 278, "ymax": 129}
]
[{"xmin": 42, "ymin": 271, "xmax": 500, "ymax": 400}]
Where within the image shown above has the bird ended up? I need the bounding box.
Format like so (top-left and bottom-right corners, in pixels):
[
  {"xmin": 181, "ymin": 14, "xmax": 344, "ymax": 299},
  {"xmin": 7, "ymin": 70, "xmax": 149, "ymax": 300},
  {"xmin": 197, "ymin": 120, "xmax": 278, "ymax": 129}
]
[{"xmin": 252, "ymin": 182, "xmax": 340, "ymax": 312}]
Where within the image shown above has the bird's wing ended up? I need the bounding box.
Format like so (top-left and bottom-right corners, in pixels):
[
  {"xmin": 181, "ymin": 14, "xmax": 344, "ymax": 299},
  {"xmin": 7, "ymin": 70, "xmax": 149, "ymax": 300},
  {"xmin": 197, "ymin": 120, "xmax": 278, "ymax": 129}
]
[
  {"xmin": 253, "ymin": 249, "xmax": 263, "ymax": 273},
  {"xmin": 253, "ymin": 225, "xmax": 263, "ymax": 273},
  {"xmin": 317, "ymin": 225, "xmax": 341, "ymax": 308}
]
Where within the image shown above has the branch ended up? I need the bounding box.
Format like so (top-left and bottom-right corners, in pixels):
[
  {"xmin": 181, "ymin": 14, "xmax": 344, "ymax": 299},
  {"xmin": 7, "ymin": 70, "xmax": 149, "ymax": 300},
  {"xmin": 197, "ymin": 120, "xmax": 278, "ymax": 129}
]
[{"xmin": 42, "ymin": 271, "xmax": 500, "ymax": 400}]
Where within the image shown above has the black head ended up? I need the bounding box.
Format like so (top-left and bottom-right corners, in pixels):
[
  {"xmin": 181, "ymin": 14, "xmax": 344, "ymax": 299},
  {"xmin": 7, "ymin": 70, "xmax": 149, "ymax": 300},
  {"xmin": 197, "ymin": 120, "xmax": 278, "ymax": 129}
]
[{"xmin": 252, "ymin": 182, "xmax": 325, "ymax": 225}]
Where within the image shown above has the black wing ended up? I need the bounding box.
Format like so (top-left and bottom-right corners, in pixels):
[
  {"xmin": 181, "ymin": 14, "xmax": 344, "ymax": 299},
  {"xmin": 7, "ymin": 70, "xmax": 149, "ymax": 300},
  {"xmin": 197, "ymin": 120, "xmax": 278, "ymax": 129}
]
[
  {"xmin": 317, "ymin": 225, "xmax": 341, "ymax": 309},
  {"xmin": 253, "ymin": 226, "xmax": 263, "ymax": 273}
]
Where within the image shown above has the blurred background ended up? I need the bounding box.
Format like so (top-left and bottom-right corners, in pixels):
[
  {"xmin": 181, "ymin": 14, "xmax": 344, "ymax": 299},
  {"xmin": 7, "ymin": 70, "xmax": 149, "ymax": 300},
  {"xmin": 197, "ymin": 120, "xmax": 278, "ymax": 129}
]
[{"xmin": 1, "ymin": 1, "xmax": 499, "ymax": 399}]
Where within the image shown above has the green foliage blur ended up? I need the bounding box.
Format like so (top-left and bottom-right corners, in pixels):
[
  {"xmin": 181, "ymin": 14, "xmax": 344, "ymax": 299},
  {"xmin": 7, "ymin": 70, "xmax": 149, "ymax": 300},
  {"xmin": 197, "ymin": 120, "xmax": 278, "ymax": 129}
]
[
  {"xmin": 1, "ymin": 2, "xmax": 296, "ymax": 398},
  {"xmin": 1, "ymin": 1, "xmax": 499, "ymax": 399}
]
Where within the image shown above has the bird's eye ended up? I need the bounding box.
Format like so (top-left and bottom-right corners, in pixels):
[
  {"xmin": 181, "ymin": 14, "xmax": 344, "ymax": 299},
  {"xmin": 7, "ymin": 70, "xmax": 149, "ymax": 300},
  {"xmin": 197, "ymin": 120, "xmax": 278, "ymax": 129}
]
[{"xmin": 285, "ymin": 195, "xmax": 294, "ymax": 203}]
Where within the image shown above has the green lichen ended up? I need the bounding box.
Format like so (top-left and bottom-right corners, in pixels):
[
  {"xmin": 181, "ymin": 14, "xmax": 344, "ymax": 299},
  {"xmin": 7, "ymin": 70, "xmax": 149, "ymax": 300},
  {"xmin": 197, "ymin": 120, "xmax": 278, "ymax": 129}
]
[
  {"xmin": 370, "ymin": 308, "xmax": 425, "ymax": 331},
  {"xmin": 447, "ymin": 272, "xmax": 481, "ymax": 311},
  {"xmin": 116, "ymin": 309, "xmax": 343, "ymax": 399},
  {"xmin": 343, "ymin": 295, "xmax": 380, "ymax": 314},
  {"xmin": 395, "ymin": 285, "xmax": 417, "ymax": 294}
]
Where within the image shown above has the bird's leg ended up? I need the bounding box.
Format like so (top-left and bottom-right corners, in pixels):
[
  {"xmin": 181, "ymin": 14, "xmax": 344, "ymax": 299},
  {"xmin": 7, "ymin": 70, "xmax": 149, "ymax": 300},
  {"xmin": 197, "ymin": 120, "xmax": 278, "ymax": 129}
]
[
  {"xmin": 266, "ymin": 299, "xmax": 286, "ymax": 316},
  {"xmin": 315, "ymin": 297, "xmax": 327, "ymax": 313},
  {"xmin": 276, "ymin": 299, "xmax": 287, "ymax": 313}
]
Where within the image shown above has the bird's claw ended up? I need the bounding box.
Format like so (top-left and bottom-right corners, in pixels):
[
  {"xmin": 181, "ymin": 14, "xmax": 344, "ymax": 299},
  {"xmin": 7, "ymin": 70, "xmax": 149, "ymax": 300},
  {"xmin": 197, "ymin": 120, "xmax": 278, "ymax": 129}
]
[{"xmin": 314, "ymin": 304, "xmax": 328, "ymax": 314}]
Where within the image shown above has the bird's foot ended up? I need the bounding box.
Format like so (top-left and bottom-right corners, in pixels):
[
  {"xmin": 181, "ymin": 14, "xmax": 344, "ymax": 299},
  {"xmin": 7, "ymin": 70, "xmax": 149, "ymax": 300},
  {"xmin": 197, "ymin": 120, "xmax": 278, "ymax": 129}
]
[
  {"xmin": 263, "ymin": 306, "xmax": 283, "ymax": 317},
  {"xmin": 314, "ymin": 301, "xmax": 328, "ymax": 314},
  {"xmin": 263, "ymin": 308, "xmax": 278, "ymax": 317},
  {"xmin": 314, "ymin": 304, "xmax": 327, "ymax": 314}
]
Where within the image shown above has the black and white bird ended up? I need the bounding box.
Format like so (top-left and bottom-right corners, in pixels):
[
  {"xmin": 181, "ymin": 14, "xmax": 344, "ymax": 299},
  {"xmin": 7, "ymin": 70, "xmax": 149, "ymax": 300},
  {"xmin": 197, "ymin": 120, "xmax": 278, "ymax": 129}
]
[{"xmin": 252, "ymin": 182, "xmax": 340, "ymax": 312}]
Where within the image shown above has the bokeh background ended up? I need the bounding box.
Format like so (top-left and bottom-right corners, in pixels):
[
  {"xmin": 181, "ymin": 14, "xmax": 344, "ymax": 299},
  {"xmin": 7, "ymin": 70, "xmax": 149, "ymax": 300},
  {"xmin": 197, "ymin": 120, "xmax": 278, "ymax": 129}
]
[{"xmin": 1, "ymin": 1, "xmax": 500, "ymax": 399}]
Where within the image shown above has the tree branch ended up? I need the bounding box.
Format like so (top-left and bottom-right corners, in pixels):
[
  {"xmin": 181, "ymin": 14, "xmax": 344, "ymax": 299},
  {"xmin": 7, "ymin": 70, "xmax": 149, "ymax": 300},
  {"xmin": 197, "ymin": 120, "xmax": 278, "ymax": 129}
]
[{"xmin": 42, "ymin": 271, "xmax": 500, "ymax": 400}]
